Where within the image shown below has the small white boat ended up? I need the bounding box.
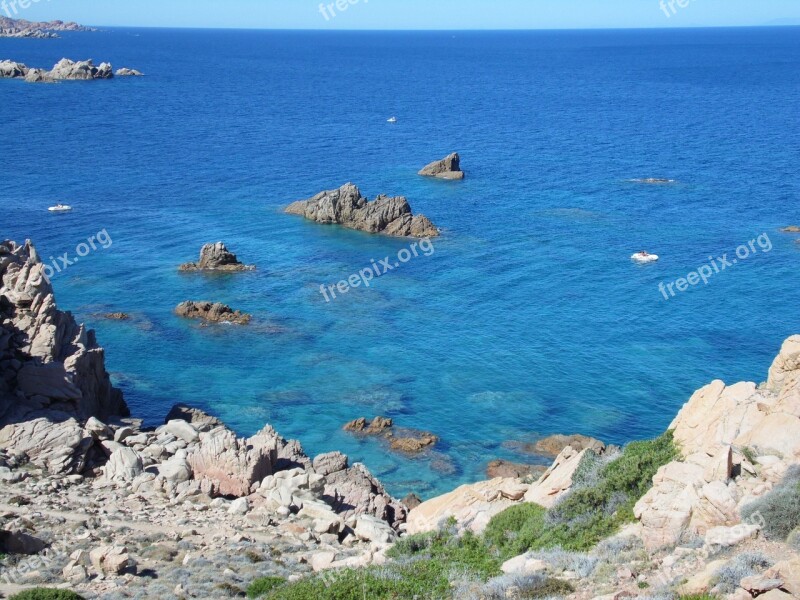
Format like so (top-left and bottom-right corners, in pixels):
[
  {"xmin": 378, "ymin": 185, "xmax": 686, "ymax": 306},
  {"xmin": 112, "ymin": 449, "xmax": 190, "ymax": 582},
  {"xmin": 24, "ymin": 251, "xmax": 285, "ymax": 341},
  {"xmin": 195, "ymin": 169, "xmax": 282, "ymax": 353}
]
[
  {"xmin": 48, "ymin": 204, "xmax": 73, "ymax": 212},
  {"xmin": 631, "ymin": 252, "xmax": 659, "ymax": 264},
  {"xmin": 387, "ymin": 116, "xmax": 397, "ymax": 123}
]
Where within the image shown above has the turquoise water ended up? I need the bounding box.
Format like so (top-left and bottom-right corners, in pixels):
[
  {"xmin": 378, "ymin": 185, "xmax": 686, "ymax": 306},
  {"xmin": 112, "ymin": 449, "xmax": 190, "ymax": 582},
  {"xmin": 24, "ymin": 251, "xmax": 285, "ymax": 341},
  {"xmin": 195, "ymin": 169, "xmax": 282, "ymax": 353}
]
[{"xmin": 2, "ymin": 27, "xmax": 800, "ymax": 498}]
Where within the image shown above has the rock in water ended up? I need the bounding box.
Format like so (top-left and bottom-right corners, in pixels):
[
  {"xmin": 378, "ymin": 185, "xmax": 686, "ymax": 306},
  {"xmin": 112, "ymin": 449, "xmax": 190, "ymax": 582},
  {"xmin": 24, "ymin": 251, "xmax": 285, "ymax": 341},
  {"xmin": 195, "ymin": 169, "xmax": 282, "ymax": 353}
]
[
  {"xmin": 285, "ymin": 183, "xmax": 439, "ymax": 238},
  {"xmin": 175, "ymin": 301, "xmax": 251, "ymax": 325},
  {"xmin": 418, "ymin": 152, "xmax": 465, "ymax": 180},
  {"xmin": 115, "ymin": 68, "xmax": 144, "ymax": 77},
  {"xmin": 179, "ymin": 242, "xmax": 255, "ymax": 272}
]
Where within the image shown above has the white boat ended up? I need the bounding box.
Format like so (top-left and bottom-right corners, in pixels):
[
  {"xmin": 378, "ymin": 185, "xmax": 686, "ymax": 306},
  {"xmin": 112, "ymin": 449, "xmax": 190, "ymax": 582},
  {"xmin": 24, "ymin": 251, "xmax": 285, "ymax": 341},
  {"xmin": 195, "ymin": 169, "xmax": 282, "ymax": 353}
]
[
  {"xmin": 387, "ymin": 116, "xmax": 397, "ymax": 123},
  {"xmin": 48, "ymin": 204, "xmax": 73, "ymax": 212},
  {"xmin": 631, "ymin": 252, "xmax": 659, "ymax": 264}
]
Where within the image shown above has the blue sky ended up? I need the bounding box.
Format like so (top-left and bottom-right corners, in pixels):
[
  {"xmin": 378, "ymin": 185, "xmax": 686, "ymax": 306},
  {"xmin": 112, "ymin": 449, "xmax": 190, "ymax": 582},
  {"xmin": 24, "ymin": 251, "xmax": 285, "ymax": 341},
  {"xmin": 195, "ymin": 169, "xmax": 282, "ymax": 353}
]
[{"xmin": 6, "ymin": 0, "xmax": 800, "ymax": 29}]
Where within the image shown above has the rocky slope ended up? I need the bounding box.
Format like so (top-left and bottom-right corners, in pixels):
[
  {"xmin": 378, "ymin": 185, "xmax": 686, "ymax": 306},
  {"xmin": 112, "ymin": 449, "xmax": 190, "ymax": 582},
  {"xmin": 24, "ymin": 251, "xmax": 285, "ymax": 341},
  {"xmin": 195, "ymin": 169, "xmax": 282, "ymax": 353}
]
[
  {"xmin": 285, "ymin": 183, "xmax": 439, "ymax": 238},
  {"xmin": 0, "ymin": 240, "xmax": 408, "ymax": 598},
  {"xmin": 2, "ymin": 236, "xmax": 800, "ymax": 599}
]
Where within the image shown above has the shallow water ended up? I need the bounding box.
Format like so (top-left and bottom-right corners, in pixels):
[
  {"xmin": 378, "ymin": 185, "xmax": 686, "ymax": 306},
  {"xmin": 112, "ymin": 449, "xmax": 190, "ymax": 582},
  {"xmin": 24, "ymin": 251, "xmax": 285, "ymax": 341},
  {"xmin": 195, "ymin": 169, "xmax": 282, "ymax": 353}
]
[{"xmin": 2, "ymin": 27, "xmax": 800, "ymax": 498}]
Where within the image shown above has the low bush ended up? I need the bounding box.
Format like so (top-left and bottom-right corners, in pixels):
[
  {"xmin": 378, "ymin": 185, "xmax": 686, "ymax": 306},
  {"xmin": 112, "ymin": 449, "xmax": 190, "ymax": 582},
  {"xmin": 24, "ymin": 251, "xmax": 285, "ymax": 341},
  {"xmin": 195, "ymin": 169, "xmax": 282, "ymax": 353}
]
[
  {"xmin": 247, "ymin": 577, "xmax": 286, "ymax": 598},
  {"xmin": 486, "ymin": 432, "xmax": 678, "ymax": 555},
  {"xmin": 712, "ymin": 552, "xmax": 773, "ymax": 594},
  {"xmin": 741, "ymin": 465, "xmax": 800, "ymax": 541},
  {"xmin": 9, "ymin": 591, "xmax": 86, "ymax": 600},
  {"xmin": 788, "ymin": 526, "xmax": 800, "ymax": 551}
]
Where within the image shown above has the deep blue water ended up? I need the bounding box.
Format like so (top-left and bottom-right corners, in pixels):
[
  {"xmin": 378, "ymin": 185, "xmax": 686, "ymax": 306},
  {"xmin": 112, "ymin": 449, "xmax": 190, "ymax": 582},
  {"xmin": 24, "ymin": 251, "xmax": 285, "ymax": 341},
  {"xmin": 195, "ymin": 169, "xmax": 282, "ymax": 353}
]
[{"xmin": 2, "ymin": 27, "xmax": 800, "ymax": 498}]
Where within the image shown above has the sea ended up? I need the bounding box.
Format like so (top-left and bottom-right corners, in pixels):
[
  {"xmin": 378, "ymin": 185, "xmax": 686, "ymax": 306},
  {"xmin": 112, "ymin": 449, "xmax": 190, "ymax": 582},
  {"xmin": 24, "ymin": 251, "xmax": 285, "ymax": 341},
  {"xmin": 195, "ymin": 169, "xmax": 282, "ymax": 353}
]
[{"xmin": 2, "ymin": 26, "xmax": 799, "ymax": 498}]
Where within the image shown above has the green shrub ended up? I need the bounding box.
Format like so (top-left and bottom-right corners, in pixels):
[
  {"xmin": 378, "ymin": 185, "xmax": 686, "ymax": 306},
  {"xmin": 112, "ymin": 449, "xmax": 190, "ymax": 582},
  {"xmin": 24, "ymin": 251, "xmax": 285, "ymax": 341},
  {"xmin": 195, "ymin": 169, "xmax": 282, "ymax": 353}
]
[
  {"xmin": 741, "ymin": 465, "xmax": 800, "ymax": 541},
  {"xmin": 247, "ymin": 577, "xmax": 286, "ymax": 598},
  {"xmin": 788, "ymin": 526, "xmax": 800, "ymax": 551},
  {"xmin": 486, "ymin": 431, "xmax": 678, "ymax": 555},
  {"xmin": 9, "ymin": 591, "xmax": 86, "ymax": 600},
  {"xmin": 680, "ymin": 595, "xmax": 721, "ymax": 600}
]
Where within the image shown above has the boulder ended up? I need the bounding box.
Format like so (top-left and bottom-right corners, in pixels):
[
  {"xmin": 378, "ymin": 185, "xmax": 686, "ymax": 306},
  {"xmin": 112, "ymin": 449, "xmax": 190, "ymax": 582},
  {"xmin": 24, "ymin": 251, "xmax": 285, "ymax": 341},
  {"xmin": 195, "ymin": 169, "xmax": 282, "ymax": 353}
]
[
  {"xmin": 105, "ymin": 447, "xmax": 144, "ymax": 482},
  {"xmin": 187, "ymin": 425, "xmax": 278, "ymax": 497},
  {"xmin": 179, "ymin": 242, "xmax": 254, "ymax": 272},
  {"xmin": 322, "ymin": 463, "xmax": 407, "ymax": 529},
  {"xmin": 285, "ymin": 183, "xmax": 439, "ymax": 238},
  {"xmin": 165, "ymin": 404, "xmax": 225, "ymax": 432},
  {"xmin": 407, "ymin": 477, "xmax": 529, "ymax": 535},
  {"xmin": 175, "ymin": 301, "xmax": 251, "ymax": 325},
  {"xmin": 418, "ymin": 153, "xmax": 465, "ymax": 180},
  {"xmin": 389, "ymin": 432, "xmax": 439, "ymax": 454},
  {"xmin": 162, "ymin": 419, "xmax": 200, "ymax": 443},
  {"xmin": 0, "ymin": 415, "xmax": 86, "ymax": 475},
  {"xmin": 524, "ymin": 446, "xmax": 590, "ymax": 508},
  {"xmin": 313, "ymin": 451, "xmax": 348, "ymax": 476},
  {"xmin": 354, "ymin": 514, "xmax": 397, "ymax": 543},
  {"xmin": 344, "ymin": 416, "xmax": 393, "ymax": 434},
  {"xmin": 89, "ymin": 545, "xmax": 133, "ymax": 575}
]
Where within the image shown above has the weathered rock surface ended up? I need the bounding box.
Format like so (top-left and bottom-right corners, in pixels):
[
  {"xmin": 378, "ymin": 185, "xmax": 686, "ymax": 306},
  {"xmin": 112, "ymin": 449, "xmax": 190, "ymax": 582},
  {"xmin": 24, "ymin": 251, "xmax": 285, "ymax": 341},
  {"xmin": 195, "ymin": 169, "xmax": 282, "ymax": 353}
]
[
  {"xmin": 418, "ymin": 152, "xmax": 465, "ymax": 180},
  {"xmin": 634, "ymin": 336, "xmax": 800, "ymax": 551},
  {"xmin": 0, "ymin": 16, "xmax": 95, "ymax": 38},
  {"xmin": 0, "ymin": 60, "xmax": 28, "ymax": 78},
  {"xmin": 49, "ymin": 58, "xmax": 113, "ymax": 80},
  {"xmin": 285, "ymin": 183, "xmax": 439, "ymax": 238},
  {"xmin": 407, "ymin": 478, "xmax": 530, "ymax": 535},
  {"xmin": 0, "ymin": 239, "xmax": 128, "ymax": 474},
  {"xmin": 179, "ymin": 242, "xmax": 255, "ymax": 272},
  {"xmin": 175, "ymin": 301, "xmax": 251, "ymax": 325}
]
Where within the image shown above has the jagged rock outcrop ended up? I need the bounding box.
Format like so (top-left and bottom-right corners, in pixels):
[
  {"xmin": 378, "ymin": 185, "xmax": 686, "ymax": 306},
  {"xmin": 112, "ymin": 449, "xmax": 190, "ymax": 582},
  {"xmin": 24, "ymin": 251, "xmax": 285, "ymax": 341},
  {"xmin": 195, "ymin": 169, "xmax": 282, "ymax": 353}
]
[
  {"xmin": 0, "ymin": 58, "xmax": 120, "ymax": 82},
  {"xmin": 418, "ymin": 152, "xmax": 465, "ymax": 180},
  {"xmin": 175, "ymin": 301, "xmax": 251, "ymax": 325},
  {"xmin": 0, "ymin": 240, "xmax": 128, "ymax": 475},
  {"xmin": 634, "ymin": 336, "xmax": 800, "ymax": 551},
  {"xmin": 179, "ymin": 242, "xmax": 255, "ymax": 272},
  {"xmin": 285, "ymin": 183, "xmax": 439, "ymax": 238},
  {"xmin": 49, "ymin": 58, "xmax": 113, "ymax": 80},
  {"xmin": 0, "ymin": 60, "xmax": 28, "ymax": 78}
]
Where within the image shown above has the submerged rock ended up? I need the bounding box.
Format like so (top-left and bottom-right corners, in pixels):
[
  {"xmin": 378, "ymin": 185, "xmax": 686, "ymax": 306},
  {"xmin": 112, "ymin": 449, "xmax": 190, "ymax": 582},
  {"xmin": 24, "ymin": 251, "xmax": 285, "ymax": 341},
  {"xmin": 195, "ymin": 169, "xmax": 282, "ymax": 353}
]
[
  {"xmin": 627, "ymin": 178, "xmax": 676, "ymax": 184},
  {"xmin": 343, "ymin": 416, "xmax": 439, "ymax": 455},
  {"xmin": 285, "ymin": 183, "xmax": 439, "ymax": 238},
  {"xmin": 418, "ymin": 152, "xmax": 465, "ymax": 180},
  {"xmin": 486, "ymin": 460, "xmax": 546, "ymax": 480},
  {"xmin": 179, "ymin": 242, "xmax": 255, "ymax": 272},
  {"xmin": 115, "ymin": 67, "xmax": 144, "ymax": 77},
  {"xmin": 526, "ymin": 433, "xmax": 606, "ymax": 457},
  {"xmin": 175, "ymin": 301, "xmax": 251, "ymax": 325},
  {"xmin": 781, "ymin": 225, "xmax": 800, "ymax": 233}
]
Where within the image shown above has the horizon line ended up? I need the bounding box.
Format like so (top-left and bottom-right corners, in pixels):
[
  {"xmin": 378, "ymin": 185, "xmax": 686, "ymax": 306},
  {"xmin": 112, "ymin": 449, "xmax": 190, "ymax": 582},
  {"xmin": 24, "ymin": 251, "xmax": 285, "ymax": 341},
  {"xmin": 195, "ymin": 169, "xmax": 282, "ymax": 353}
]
[{"xmin": 79, "ymin": 23, "xmax": 800, "ymax": 32}]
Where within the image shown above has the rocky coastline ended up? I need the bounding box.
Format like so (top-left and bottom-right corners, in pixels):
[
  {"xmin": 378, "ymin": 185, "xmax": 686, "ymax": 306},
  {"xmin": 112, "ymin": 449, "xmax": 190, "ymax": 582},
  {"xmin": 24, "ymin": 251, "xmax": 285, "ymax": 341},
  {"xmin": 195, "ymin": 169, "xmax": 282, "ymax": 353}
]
[
  {"xmin": 2, "ymin": 236, "xmax": 800, "ymax": 600},
  {"xmin": 0, "ymin": 17, "xmax": 95, "ymax": 38}
]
